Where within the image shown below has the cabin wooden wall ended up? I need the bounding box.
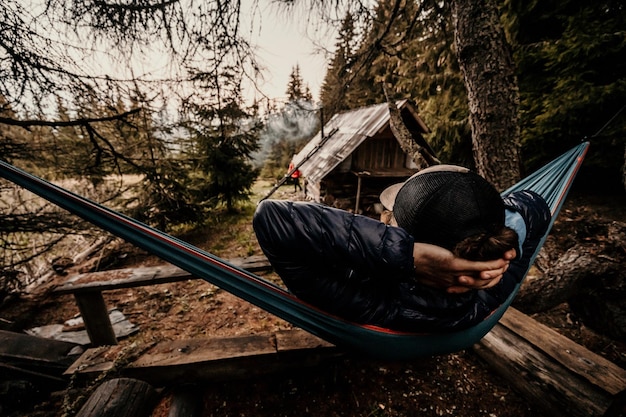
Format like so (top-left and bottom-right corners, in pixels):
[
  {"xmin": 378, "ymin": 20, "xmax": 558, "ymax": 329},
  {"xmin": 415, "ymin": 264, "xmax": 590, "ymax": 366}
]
[
  {"xmin": 305, "ymin": 118, "xmax": 427, "ymax": 214},
  {"xmin": 318, "ymin": 174, "xmax": 400, "ymax": 217},
  {"xmin": 352, "ymin": 132, "xmax": 410, "ymax": 172}
]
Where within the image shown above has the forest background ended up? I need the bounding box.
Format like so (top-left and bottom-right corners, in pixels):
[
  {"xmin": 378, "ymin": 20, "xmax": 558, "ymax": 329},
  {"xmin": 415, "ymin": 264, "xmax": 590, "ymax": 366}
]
[{"xmin": 0, "ymin": 0, "xmax": 624, "ymax": 299}]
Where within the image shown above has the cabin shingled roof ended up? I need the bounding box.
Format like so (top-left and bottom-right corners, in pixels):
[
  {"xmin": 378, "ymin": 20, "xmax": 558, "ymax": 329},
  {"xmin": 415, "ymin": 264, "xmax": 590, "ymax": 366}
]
[{"xmin": 294, "ymin": 100, "xmax": 430, "ymax": 184}]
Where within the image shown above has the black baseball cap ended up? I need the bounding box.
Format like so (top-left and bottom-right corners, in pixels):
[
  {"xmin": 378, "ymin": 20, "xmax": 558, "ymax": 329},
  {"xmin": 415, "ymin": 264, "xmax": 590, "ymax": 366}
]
[{"xmin": 380, "ymin": 165, "xmax": 505, "ymax": 251}]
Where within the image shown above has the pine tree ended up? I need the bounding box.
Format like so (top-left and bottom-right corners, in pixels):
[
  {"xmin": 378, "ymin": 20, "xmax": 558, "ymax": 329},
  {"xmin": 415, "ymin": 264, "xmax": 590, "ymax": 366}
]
[
  {"xmin": 320, "ymin": 11, "xmax": 360, "ymax": 121},
  {"xmin": 286, "ymin": 65, "xmax": 312, "ymax": 102},
  {"xmin": 184, "ymin": 66, "xmax": 261, "ymax": 213}
]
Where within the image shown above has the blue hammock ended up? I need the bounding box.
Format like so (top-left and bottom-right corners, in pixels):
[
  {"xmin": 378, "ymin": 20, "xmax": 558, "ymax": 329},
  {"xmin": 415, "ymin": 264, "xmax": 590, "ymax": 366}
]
[{"xmin": 0, "ymin": 142, "xmax": 589, "ymax": 360}]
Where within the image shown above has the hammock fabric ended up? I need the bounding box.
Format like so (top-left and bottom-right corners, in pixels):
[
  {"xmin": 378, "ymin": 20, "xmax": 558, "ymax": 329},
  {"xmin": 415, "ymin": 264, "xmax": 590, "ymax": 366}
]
[{"xmin": 0, "ymin": 142, "xmax": 589, "ymax": 360}]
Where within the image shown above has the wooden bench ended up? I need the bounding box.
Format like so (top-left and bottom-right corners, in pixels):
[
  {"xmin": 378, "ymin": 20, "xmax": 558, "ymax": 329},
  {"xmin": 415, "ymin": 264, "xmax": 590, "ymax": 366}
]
[
  {"xmin": 66, "ymin": 312, "xmax": 626, "ymax": 417},
  {"xmin": 53, "ymin": 255, "xmax": 272, "ymax": 346},
  {"xmin": 66, "ymin": 330, "xmax": 341, "ymax": 416},
  {"xmin": 55, "ymin": 257, "xmax": 626, "ymax": 417}
]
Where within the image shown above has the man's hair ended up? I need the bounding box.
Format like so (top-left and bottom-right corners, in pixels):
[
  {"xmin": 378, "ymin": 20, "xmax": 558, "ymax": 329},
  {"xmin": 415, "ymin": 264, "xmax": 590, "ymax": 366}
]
[{"xmin": 453, "ymin": 226, "xmax": 518, "ymax": 261}]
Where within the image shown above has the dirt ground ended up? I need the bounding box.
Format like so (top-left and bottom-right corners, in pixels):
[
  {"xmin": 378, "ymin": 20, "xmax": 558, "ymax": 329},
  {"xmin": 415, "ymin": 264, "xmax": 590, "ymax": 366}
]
[{"xmin": 1, "ymin": 185, "xmax": 625, "ymax": 417}]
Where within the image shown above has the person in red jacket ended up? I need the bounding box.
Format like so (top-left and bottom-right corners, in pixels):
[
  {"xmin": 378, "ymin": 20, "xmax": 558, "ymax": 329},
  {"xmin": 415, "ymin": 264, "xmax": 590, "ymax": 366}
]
[{"xmin": 288, "ymin": 160, "xmax": 302, "ymax": 193}]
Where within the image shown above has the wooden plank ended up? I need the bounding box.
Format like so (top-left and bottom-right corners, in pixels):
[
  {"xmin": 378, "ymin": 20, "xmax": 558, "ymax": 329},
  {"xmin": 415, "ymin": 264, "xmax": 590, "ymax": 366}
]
[
  {"xmin": 476, "ymin": 324, "xmax": 610, "ymax": 417},
  {"xmin": 0, "ymin": 362, "xmax": 67, "ymax": 384},
  {"xmin": 0, "ymin": 330, "xmax": 82, "ymax": 387},
  {"xmin": 474, "ymin": 308, "xmax": 626, "ymax": 417},
  {"xmin": 230, "ymin": 255, "xmax": 273, "ymax": 273},
  {"xmin": 274, "ymin": 329, "xmax": 334, "ymax": 352},
  {"xmin": 0, "ymin": 329, "xmax": 80, "ymax": 366},
  {"xmin": 127, "ymin": 330, "xmax": 337, "ymax": 383},
  {"xmin": 53, "ymin": 255, "xmax": 271, "ymax": 295},
  {"xmin": 131, "ymin": 334, "xmax": 278, "ymax": 367},
  {"xmin": 54, "ymin": 266, "xmax": 181, "ymax": 294},
  {"xmin": 499, "ymin": 307, "xmax": 626, "ymax": 396},
  {"xmin": 64, "ymin": 346, "xmax": 114, "ymax": 374},
  {"xmin": 66, "ymin": 330, "xmax": 341, "ymax": 384}
]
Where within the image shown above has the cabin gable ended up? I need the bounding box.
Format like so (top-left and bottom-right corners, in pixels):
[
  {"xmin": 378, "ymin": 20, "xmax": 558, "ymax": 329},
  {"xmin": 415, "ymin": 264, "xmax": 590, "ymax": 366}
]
[{"xmin": 294, "ymin": 100, "xmax": 432, "ymax": 216}]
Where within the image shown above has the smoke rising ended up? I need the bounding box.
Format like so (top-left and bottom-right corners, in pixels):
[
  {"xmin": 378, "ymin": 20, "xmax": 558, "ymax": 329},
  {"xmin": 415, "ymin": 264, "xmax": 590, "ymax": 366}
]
[{"xmin": 252, "ymin": 99, "xmax": 320, "ymax": 168}]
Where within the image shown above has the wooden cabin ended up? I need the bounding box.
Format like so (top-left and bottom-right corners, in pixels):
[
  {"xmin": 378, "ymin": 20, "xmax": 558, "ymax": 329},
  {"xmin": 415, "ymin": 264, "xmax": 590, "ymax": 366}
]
[{"xmin": 294, "ymin": 100, "xmax": 433, "ymax": 216}]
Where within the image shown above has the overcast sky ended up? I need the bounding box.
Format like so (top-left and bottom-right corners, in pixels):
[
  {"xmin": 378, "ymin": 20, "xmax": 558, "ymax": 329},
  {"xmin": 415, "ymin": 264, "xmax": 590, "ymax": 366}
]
[
  {"xmin": 62, "ymin": 1, "xmax": 336, "ymax": 110},
  {"xmin": 249, "ymin": 22, "xmax": 327, "ymax": 103},
  {"xmin": 243, "ymin": 2, "xmax": 335, "ymax": 105}
]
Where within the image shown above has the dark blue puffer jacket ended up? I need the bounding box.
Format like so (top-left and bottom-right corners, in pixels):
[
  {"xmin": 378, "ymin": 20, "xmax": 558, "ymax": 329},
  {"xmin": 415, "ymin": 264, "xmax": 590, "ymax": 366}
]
[{"xmin": 253, "ymin": 190, "xmax": 550, "ymax": 333}]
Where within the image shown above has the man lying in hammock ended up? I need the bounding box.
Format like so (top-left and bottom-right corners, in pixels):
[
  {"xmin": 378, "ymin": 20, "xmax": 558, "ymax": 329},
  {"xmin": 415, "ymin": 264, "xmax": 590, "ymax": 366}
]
[{"xmin": 253, "ymin": 165, "xmax": 550, "ymax": 332}]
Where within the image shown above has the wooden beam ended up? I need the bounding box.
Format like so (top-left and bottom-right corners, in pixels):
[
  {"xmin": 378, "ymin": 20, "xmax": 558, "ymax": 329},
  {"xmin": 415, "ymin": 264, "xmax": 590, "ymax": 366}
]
[
  {"xmin": 474, "ymin": 307, "xmax": 626, "ymax": 417},
  {"xmin": 65, "ymin": 330, "xmax": 341, "ymax": 384},
  {"xmin": 0, "ymin": 329, "xmax": 80, "ymax": 367},
  {"xmin": 355, "ymin": 175, "xmax": 362, "ymax": 213},
  {"xmin": 53, "ymin": 255, "xmax": 272, "ymax": 295},
  {"xmin": 74, "ymin": 291, "xmax": 118, "ymax": 346}
]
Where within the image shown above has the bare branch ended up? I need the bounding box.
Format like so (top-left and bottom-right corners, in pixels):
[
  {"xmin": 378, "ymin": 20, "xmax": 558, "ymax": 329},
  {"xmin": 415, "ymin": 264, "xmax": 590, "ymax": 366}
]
[{"xmin": 0, "ymin": 108, "xmax": 141, "ymax": 129}]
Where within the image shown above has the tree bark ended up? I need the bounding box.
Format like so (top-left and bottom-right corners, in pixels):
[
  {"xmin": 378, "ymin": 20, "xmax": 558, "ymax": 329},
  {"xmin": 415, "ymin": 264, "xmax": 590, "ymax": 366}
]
[
  {"xmin": 514, "ymin": 244, "xmax": 610, "ymax": 313},
  {"xmin": 450, "ymin": 0, "xmax": 521, "ymax": 190},
  {"xmin": 382, "ymin": 83, "xmax": 440, "ymax": 169},
  {"xmin": 75, "ymin": 378, "xmax": 156, "ymax": 417},
  {"xmin": 515, "ymin": 217, "xmax": 626, "ymax": 341}
]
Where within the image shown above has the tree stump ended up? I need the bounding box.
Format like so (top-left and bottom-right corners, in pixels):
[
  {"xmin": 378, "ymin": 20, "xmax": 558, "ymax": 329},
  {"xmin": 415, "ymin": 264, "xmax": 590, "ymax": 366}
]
[{"xmin": 75, "ymin": 378, "xmax": 156, "ymax": 417}]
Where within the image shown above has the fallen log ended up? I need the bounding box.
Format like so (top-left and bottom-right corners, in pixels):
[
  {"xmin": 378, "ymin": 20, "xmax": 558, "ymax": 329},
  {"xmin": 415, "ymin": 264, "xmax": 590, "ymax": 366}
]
[
  {"xmin": 74, "ymin": 378, "xmax": 156, "ymax": 417},
  {"xmin": 167, "ymin": 387, "xmax": 202, "ymax": 417},
  {"xmin": 515, "ymin": 213, "xmax": 626, "ymax": 340},
  {"xmin": 474, "ymin": 307, "xmax": 626, "ymax": 417}
]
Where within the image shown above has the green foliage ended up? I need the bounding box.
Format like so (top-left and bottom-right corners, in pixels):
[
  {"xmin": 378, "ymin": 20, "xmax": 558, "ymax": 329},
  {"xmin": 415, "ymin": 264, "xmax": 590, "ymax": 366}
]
[
  {"xmin": 183, "ymin": 66, "xmax": 261, "ymax": 213},
  {"xmin": 320, "ymin": 0, "xmax": 625, "ymax": 181},
  {"xmin": 501, "ymin": 0, "xmax": 626, "ymax": 175},
  {"xmin": 321, "ymin": 0, "xmax": 473, "ymax": 166}
]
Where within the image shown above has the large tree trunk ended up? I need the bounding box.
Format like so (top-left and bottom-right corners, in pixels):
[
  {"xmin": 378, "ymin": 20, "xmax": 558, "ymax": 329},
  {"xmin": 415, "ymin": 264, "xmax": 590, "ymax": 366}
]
[
  {"xmin": 382, "ymin": 84, "xmax": 441, "ymax": 169},
  {"xmin": 450, "ymin": 0, "xmax": 521, "ymax": 190}
]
